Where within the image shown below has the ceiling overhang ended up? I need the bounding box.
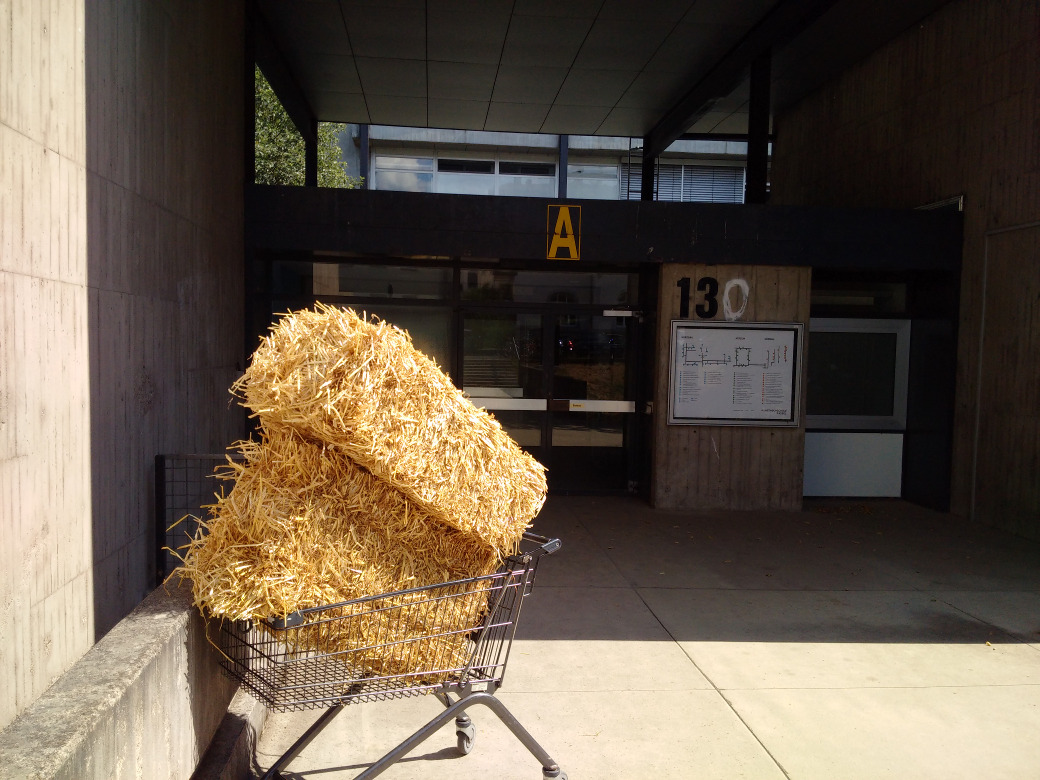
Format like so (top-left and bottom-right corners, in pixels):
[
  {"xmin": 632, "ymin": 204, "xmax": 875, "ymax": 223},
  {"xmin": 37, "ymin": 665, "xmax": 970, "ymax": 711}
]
[{"xmin": 253, "ymin": 0, "xmax": 952, "ymax": 155}]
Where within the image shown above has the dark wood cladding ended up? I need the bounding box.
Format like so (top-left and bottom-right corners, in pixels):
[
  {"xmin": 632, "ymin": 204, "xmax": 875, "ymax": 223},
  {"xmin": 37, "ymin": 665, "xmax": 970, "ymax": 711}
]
[{"xmin": 247, "ymin": 186, "xmax": 961, "ymax": 271}]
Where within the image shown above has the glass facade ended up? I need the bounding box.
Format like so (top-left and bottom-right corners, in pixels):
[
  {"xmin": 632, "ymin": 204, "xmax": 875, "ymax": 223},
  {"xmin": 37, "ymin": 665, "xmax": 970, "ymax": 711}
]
[
  {"xmin": 372, "ymin": 155, "xmax": 557, "ymax": 197},
  {"xmin": 567, "ymin": 163, "xmax": 621, "ymax": 200},
  {"xmin": 460, "ymin": 269, "xmax": 634, "ymax": 306},
  {"xmin": 334, "ymin": 264, "xmax": 453, "ymax": 300},
  {"xmin": 371, "ymin": 150, "xmax": 744, "ymax": 202}
]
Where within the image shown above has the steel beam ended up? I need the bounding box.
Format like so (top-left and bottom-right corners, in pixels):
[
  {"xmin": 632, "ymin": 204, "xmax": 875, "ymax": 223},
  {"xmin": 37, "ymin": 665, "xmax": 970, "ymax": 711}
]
[
  {"xmin": 642, "ymin": 0, "xmax": 839, "ymax": 163},
  {"xmin": 745, "ymin": 50, "xmax": 772, "ymax": 204},
  {"xmin": 254, "ymin": 5, "xmax": 318, "ymax": 186}
]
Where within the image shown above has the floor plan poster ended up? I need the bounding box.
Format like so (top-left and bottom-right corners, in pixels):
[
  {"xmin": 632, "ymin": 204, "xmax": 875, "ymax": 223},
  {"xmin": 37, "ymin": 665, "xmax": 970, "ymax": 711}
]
[{"xmin": 668, "ymin": 321, "xmax": 804, "ymax": 426}]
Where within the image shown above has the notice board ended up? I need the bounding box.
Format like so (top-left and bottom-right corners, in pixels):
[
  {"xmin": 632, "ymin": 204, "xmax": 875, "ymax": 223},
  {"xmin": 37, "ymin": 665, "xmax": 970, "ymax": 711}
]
[{"xmin": 667, "ymin": 321, "xmax": 804, "ymax": 426}]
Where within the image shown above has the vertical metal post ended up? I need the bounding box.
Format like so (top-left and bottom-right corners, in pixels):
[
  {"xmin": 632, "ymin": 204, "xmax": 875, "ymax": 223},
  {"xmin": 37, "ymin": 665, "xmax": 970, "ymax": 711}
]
[
  {"xmin": 154, "ymin": 455, "xmax": 166, "ymax": 586},
  {"xmin": 557, "ymin": 134, "xmax": 568, "ymax": 199},
  {"xmin": 244, "ymin": 8, "xmax": 256, "ymax": 186},
  {"xmin": 745, "ymin": 49, "xmax": 771, "ymax": 204},
  {"xmin": 304, "ymin": 118, "xmax": 318, "ymax": 187},
  {"xmin": 359, "ymin": 123, "xmax": 370, "ymax": 188},
  {"xmin": 639, "ymin": 145, "xmax": 655, "ymax": 201}
]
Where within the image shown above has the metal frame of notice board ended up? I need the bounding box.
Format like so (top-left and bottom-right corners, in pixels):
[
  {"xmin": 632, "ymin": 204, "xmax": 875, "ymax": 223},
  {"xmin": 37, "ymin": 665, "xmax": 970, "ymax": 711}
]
[{"xmin": 667, "ymin": 320, "xmax": 804, "ymax": 426}]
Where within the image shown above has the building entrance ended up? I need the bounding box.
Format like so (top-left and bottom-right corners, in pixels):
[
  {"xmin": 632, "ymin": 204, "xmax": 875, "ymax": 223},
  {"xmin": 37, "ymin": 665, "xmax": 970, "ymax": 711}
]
[
  {"xmin": 265, "ymin": 258, "xmax": 645, "ymax": 494},
  {"xmin": 462, "ymin": 308, "xmax": 638, "ymax": 492}
]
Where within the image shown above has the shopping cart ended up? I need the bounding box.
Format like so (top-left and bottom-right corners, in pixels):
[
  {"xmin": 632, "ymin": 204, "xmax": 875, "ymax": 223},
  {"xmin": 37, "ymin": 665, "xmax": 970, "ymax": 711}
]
[{"xmin": 218, "ymin": 531, "xmax": 567, "ymax": 779}]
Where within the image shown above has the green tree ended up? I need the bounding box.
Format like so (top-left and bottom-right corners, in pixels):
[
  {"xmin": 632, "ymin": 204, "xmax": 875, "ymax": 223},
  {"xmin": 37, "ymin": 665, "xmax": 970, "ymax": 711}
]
[{"xmin": 254, "ymin": 66, "xmax": 363, "ymax": 188}]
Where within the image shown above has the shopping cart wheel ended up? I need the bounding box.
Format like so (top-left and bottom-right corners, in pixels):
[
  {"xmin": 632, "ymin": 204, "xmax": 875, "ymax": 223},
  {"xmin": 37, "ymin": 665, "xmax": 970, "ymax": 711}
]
[{"xmin": 455, "ymin": 714, "xmax": 475, "ymax": 755}]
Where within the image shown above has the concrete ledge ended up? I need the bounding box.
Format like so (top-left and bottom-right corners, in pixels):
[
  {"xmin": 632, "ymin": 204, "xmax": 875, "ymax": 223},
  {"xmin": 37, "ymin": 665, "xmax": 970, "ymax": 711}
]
[
  {"xmin": 192, "ymin": 687, "xmax": 269, "ymax": 780},
  {"xmin": 0, "ymin": 581, "xmax": 236, "ymax": 779}
]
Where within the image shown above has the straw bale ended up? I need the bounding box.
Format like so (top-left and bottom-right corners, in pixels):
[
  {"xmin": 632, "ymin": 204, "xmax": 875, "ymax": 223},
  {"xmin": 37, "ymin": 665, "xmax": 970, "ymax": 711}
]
[
  {"xmin": 234, "ymin": 304, "xmax": 547, "ymax": 549},
  {"xmin": 181, "ymin": 431, "xmax": 498, "ymax": 619},
  {"xmin": 177, "ymin": 431, "xmax": 497, "ymax": 677}
]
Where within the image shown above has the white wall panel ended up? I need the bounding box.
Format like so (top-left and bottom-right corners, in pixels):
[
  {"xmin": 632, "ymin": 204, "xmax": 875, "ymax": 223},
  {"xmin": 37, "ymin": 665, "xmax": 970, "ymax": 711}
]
[{"xmin": 804, "ymin": 432, "xmax": 903, "ymax": 497}]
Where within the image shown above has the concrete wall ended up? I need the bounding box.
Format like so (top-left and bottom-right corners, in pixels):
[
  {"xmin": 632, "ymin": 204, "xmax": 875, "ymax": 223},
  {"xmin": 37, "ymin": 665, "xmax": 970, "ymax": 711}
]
[
  {"xmin": 1, "ymin": 0, "xmax": 246, "ymax": 734},
  {"xmin": 769, "ymin": 0, "xmax": 1040, "ymax": 536},
  {"xmin": 0, "ymin": 582, "xmax": 237, "ymax": 780}
]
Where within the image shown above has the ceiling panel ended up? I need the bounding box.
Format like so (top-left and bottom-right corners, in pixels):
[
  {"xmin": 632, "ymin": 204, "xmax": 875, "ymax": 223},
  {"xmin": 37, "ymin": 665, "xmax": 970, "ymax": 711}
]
[
  {"xmin": 339, "ymin": 4, "xmax": 426, "ymax": 58},
  {"xmin": 296, "ymin": 54, "xmax": 362, "ymax": 93},
  {"xmin": 313, "ymin": 91, "xmax": 371, "ymax": 124},
  {"xmin": 541, "ymin": 103, "xmax": 613, "ymax": 135},
  {"xmin": 426, "ymin": 7, "xmax": 512, "ymax": 64},
  {"xmin": 512, "ymin": 0, "xmax": 604, "ymax": 18},
  {"xmin": 500, "ymin": 14, "xmax": 595, "ymax": 68},
  {"xmin": 484, "ymin": 102, "xmax": 552, "ymax": 133},
  {"xmin": 645, "ymin": 22, "xmax": 747, "ymax": 74},
  {"xmin": 256, "ymin": 0, "xmax": 956, "ymax": 145},
  {"xmin": 365, "ymin": 94, "xmax": 428, "ymax": 127},
  {"xmin": 599, "ymin": 0, "xmax": 694, "ymax": 24},
  {"xmin": 427, "ymin": 61, "xmax": 497, "ymax": 101},
  {"xmin": 262, "ymin": 2, "xmax": 351, "ymax": 57},
  {"xmin": 354, "ymin": 57, "xmax": 426, "ymax": 97},
  {"xmin": 428, "ymin": 98, "xmax": 489, "ymax": 130},
  {"xmin": 681, "ymin": 0, "xmax": 778, "ymax": 27},
  {"xmin": 706, "ymin": 110, "xmax": 753, "ymax": 134},
  {"xmin": 617, "ymin": 71, "xmax": 691, "ymax": 111},
  {"xmin": 573, "ymin": 18, "xmax": 677, "ymax": 71},
  {"xmin": 597, "ymin": 106, "xmax": 657, "ymax": 137},
  {"xmin": 556, "ymin": 68, "xmax": 636, "ymax": 107},
  {"xmin": 491, "ymin": 65, "xmax": 569, "ymax": 104}
]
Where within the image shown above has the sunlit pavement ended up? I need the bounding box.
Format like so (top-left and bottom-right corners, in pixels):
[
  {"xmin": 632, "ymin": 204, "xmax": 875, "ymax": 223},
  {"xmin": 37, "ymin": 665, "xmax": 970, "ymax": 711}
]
[{"xmin": 255, "ymin": 495, "xmax": 1040, "ymax": 779}]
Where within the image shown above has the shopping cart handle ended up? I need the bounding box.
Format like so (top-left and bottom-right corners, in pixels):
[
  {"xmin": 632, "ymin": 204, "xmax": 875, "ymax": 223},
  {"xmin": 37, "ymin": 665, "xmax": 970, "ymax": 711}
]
[
  {"xmin": 522, "ymin": 531, "xmax": 562, "ymax": 555},
  {"xmin": 270, "ymin": 611, "xmax": 305, "ymax": 630}
]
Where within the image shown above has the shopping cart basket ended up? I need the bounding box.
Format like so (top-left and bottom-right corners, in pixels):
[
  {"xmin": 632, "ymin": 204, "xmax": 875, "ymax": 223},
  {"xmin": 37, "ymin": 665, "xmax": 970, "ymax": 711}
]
[{"xmin": 218, "ymin": 531, "xmax": 567, "ymax": 779}]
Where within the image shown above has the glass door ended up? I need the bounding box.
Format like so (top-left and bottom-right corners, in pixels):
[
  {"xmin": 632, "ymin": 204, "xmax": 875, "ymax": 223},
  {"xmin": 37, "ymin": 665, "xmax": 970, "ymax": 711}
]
[
  {"xmin": 266, "ymin": 257, "xmax": 644, "ymax": 493},
  {"xmin": 463, "ymin": 309, "xmax": 638, "ymax": 493},
  {"xmin": 462, "ymin": 311, "xmax": 547, "ymax": 466},
  {"xmin": 549, "ymin": 312, "xmax": 635, "ymax": 492}
]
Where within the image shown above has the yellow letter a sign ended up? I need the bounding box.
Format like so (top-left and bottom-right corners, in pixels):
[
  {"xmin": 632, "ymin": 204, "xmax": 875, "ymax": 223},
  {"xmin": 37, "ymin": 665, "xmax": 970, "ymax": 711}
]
[{"xmin": 547, "ymin": 205, "xmax": 580, "ymax": 260}]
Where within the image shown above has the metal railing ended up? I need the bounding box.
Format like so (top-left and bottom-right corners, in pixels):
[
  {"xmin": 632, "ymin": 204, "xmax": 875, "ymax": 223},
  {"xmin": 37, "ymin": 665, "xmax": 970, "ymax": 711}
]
[{"xmin": 154, "ymin": 454, "xmax": 241, "ymax": 585}]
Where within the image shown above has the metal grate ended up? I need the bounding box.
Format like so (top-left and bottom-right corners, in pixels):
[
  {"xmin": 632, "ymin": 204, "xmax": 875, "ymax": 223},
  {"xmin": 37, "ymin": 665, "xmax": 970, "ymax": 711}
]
[
  {"xmin": 218, "ymin": 533, "xmax": 559, "ymax": 712},
  {"xmin": 154, "ymin": 454, "xmax": 242, "ymax": 585}
]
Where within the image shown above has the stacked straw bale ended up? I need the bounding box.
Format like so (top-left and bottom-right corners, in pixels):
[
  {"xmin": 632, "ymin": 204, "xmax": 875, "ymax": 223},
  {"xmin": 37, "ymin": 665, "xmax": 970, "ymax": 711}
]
[
  {"xmin": 177, "ymin": 304, "xmax": 547, "ymax": 679},
  {"xmin": 184, "ymin": 432, "xmax": 500, "ymax": 621},
  {"xmin": 184, "ymin": 432, "xmax": 495, "ymax": 676},
  {"xmin": 235, "ymin": 303, "xmax": 546, "ymax": 550}
]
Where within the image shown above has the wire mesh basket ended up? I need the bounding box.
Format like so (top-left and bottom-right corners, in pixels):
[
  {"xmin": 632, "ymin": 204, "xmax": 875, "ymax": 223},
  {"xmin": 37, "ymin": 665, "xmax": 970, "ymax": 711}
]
[
  {"xmin": 216, "ymin": 532, "xmax": 566, "ymax": 780},
  {"xmin": 154, "ymin": 454, "xmax": 243, "ymax": 584}
]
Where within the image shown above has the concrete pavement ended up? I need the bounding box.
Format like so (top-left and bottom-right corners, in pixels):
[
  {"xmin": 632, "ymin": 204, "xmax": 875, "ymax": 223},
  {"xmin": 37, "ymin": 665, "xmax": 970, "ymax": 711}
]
[{"xmin": 252, "ymin": 496, "xmax": 1040, "ymax": 779}]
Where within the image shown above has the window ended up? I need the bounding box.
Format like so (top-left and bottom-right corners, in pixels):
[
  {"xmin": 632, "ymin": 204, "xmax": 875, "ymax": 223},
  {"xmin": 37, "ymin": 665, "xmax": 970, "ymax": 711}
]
[
  {"xmin": 567, "ymin": 164, "xmax": 620, "ymax": 200},
  {"xmin": 621, "ymin": 162, "xmax": 745, "ymax": 203},
  {"xmin": 438, "ymin": 159, "xmax": 494, "ymax": 173},
  {"xmin": 499, "ymin": 162, "xmax": 555, "ymax": 176},
  {"xmin": 498, "ymin": 160, "xmax": 556, "ymax": 197},
  {"xmin": 806, "ymin": 318, "xmax": 911, "ymax": 431},
  {"xmin": 682, "ymin": 165, "xmax": 745, "ymax": 203},
  {"xmin": 373, "ymin": 152, "xmax": 744, "ymax": 202},
  {"xmin": 373, "ymin": 155, "xmax": 434, "ymax": 192}
]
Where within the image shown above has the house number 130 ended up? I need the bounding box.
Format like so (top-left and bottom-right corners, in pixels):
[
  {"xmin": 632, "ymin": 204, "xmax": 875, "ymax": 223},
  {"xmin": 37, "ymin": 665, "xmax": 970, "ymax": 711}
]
[{"xmin": 676, "ymin": 276, "xmax": 719, "ymax": 319}]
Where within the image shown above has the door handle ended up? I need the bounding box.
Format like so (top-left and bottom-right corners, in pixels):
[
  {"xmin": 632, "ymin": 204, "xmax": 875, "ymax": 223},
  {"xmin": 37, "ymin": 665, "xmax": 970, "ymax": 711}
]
[{"xmin": 549, "ymin": 399, "xmax": 637, "ymax": 413}]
